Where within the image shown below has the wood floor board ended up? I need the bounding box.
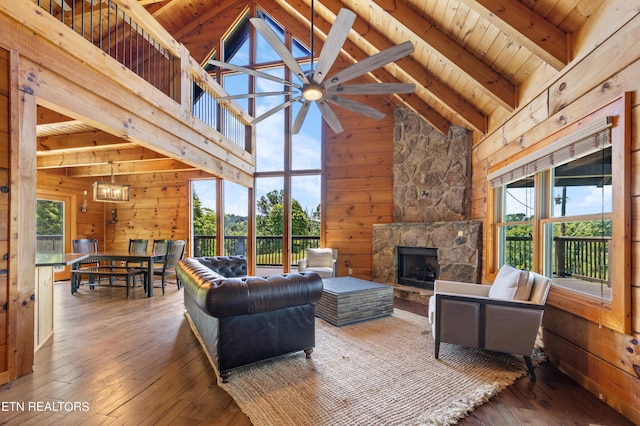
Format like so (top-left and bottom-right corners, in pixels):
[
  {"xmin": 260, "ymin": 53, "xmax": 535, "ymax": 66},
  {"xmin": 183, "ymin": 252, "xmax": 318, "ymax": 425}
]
[{"xmin": 0, "ymin": 282, "xmax": 633, "ymax": 425}]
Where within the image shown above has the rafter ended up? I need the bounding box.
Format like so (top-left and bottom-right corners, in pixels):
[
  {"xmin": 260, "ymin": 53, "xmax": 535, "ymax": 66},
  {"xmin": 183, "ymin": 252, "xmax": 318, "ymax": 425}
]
[
  {"xmin": 264, "ymin": 0, "xmax": 450, "ymax": 134},
  {"xmin": 372, "ymin": 0, "xmax": 516, "ymax": 111},
  {"xmin": 306, "ymin": 0, "xmax": 486, "ymax": 133},
  {"xmin": 462, "ymin": 0, "xmax": 568, "ymax": 70},
  {"xmin": 37, "ymin": 146, "xmax": 168, "ymax": 169},
  {"xmin": 37, "ymin": 131, "xmax": 133, "ymax": 152},
  {"xmin": 61, "ymin": 158, "xmax": 196, "ymax": 177}
]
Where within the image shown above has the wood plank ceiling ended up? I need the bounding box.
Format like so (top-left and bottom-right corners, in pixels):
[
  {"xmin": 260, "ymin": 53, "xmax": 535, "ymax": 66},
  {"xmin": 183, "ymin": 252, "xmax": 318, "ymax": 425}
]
[{"xmin": 36, "ymin": 0, "xmax": 603, "ymax": 179}]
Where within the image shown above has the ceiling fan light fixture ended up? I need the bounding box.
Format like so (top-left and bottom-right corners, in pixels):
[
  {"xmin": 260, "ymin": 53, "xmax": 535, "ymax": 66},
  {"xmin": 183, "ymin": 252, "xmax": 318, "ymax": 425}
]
[{"xmin": 302, "ymin": 83, "xmax": 325, "ymax": 101}]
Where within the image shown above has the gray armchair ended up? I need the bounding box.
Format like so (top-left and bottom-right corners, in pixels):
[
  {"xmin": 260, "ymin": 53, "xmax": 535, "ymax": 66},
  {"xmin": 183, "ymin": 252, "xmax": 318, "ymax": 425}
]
[
  {"xmin": 298, "ymin": 248, "xmax": 338, "ymax": 278},
  {"xmin": 428, "ymin": 265, "xmax": 552, "ymax": 378}
]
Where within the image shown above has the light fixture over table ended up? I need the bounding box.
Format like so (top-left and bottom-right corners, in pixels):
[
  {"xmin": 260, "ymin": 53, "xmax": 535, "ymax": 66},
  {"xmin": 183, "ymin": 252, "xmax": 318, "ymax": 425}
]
[{"xmin": 93, "ymin": 163, "xmax": 130, "ymax": 203}]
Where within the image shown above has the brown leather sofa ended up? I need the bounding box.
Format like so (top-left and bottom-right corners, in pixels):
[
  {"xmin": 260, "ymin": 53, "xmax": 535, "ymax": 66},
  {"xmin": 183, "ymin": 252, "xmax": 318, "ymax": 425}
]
[{"xmin": 176, "ymin": 256, "xmax": 323, "ymax": 382}]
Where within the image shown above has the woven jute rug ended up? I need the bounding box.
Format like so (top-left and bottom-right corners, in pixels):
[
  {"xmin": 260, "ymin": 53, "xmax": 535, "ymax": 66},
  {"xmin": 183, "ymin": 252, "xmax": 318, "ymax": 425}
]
[{"xmin": 208, "ymin": 309, "xmax": 535, "ymax": 425}]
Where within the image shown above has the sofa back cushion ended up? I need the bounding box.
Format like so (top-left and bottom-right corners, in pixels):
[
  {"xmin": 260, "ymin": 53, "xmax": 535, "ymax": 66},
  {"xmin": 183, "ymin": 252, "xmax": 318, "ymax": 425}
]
[
  {"xmin": 197, "ymin": 255, "xmax": 247, "ymax": 277},
  {"xmin": 488, "ymin": 265, "xmax": 533, "ymax": 301}
]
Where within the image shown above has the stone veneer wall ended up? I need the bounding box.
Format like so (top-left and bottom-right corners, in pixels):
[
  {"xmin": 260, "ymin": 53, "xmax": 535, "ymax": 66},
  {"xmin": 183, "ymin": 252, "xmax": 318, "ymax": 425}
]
[
  {"xmin": 372, "ymin": 221, "xmax": 482, "ymax": 285},
  {"xmin": 393, "ymin": 106, "xmax": 472, "ymax": 223}
]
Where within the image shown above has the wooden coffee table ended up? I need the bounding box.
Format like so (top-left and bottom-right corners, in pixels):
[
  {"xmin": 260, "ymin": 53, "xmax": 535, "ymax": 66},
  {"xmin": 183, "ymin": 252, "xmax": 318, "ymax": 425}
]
[{"xmin": 316, "ymin": 277, "xmax": 394, "ymax": 326}]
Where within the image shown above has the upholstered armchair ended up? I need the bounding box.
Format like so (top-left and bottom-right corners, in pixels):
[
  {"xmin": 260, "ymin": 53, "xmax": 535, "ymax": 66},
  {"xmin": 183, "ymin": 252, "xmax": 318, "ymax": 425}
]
[
  {"xmin": 428, "ymin": 264, "xmax": 552, "ymax": 378},
  {"xmin": 298, "ymin": 248, "xmax": 338, "ymax": 278}
]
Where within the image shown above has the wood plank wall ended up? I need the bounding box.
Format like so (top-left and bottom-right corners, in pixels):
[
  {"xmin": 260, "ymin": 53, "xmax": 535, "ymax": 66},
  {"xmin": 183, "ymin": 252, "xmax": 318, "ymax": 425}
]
[
  {"xmin": 324, "ymin": 93, "xmax": 395, "ymax": 279},
  {"xmin": 0, "ymin": 48, "xmax": 9, "ymax": 382},
  {"xmin": 37, "ymin": 173, "xmax": 106, "ymax": 249},
  {"xmin": 37, "ymin": 171, "xmax": 209, "ymax": 255},
  {"xmin": 103, "ymin": 171, "xmax": 199, "ymax": 253},
  {"xmin": 469, "ymin": 5, "xmax": 640, "ymax": 423}
]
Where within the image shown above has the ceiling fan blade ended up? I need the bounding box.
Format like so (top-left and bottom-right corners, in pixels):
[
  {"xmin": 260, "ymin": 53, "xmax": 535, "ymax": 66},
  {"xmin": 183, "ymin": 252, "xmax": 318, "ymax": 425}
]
[
  {"xmin": 313, "ymin": 9, "xmax": 356, "ymax": 84},
  {"xmin": 325, "ymin": 95, "xmax": 385, "ymax": 120},
  {"xmin": 217, "ymin": 91, "xmax": 293, "ymax": 101},
  {"xmin": 251, "ymin": 96, "xmax": 302, "ymax": 125},
  {"xmin": 250, "ymin": 18, "xmax": 309, "ymax": 84},
  {"xmin": 316, "ymin": 100, "xmax": 344, "ymax": 133},
  {"xmin": 324, "ymin": 41, "xmax": 414, "ymax": 89},
  {"xmin": 326, "ymin": 83, "xmax": 416, "ymax": 96},
  {"xmin": 292, "ymin": 101, "xmax": 311, "ymax": 134},
  {"xmin": 208, "ymin": 60, "xmax": 302, "ymax": 89}
]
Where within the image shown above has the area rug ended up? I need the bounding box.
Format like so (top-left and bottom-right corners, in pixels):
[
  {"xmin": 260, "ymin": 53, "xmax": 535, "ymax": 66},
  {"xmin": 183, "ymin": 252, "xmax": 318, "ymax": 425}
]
[{"xmin": 211, "ymin": 309, "xmax": 536, "ymax": 425}]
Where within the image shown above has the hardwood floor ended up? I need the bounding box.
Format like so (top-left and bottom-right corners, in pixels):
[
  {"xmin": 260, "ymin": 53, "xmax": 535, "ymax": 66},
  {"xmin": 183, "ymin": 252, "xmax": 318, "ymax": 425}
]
[{"xmin": 0, "ymin": 281, "xmax": 633, "ymax": 425}]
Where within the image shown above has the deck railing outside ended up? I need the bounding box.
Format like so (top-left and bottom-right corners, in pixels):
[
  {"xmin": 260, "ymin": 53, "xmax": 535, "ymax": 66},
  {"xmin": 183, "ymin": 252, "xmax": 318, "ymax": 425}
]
[
  {"xmin": 35, "ymin": 0, "xmax": 250, "ymax": 149},
  {"xmin": 193, "ymin": 235, "xmax": 321, "ymax": 267},
  {"xmin": 36, "ymin": 235, "xmax": 64, "ymax": 254},
  {"xmin": 505, "ymin": 235, "xmax": 610, "ymax": 283}
]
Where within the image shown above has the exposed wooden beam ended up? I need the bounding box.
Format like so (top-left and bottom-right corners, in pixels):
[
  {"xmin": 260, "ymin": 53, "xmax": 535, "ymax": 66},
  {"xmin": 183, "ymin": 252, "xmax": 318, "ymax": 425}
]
[
  {"xmin": 37, "ymin": 131, "xmax": 133, "ymax": 152},
  {"xmin": 309, "ymin": 0, "xmax": 486, "ymax": 133},
  {"xmin": 111, "ymin": 0, "xmax": 180, "ymax": 56},
  {"xmin": 137, "ymin": 0, "xmax": 167, "ymax": 5},
  {"xmin": 65, "ymin": 158, "xmax": 196, "ymax": 176},
  {"xmin": 462, "ymin": 0, "xmax": 568, "ymax": 70},
  {"xmin": 37, "ymin": 146, "xmax": 166, "ymax": 168},
  {"xmin": 165, "ymin": 0, "xmax": 248, "ymax": 64},
  {"xmin": 267, "ymin": 0, "xmax": 450, "ymax": 134},
  {"xmin": 37, "ymin": 120, "xmax": 97, "ymax": 137},
  {"xmin": 372, "ymin": 0, "xmax": 516, "ymax": 111}
]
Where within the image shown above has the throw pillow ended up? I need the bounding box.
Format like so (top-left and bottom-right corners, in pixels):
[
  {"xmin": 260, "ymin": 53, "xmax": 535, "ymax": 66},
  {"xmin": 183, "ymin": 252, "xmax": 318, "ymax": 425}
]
[
  {"xmin": 307, "ymin": 248, "xmax": 334, "ymax": 268},
  {"xmin": 513, "ymin": 269, "xmax": 535, "ymax": 301},
  {"xmin": 489, "ymin": 264, "xmax": 529, "ymax": 300}
]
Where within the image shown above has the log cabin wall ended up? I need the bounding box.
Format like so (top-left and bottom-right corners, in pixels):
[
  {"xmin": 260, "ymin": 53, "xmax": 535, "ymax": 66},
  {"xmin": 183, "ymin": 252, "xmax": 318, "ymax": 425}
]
[
  {"xmin": 466, "ymin": 6, "xmax": 640, "ymax": 423},
  {"xmin": 0, "ymin": 47, "xmax": 10, "ymax": 384},
  {"xmin": 324, "ymin": 92, "xmax": 395, "ymax": 279},
  {"xmin": 37, "ymin": 173, "xmax": 106, "ymax": 250},
  {"xmin": 102, "ymin": 172, "xmax": 196, "ymax": 253}
]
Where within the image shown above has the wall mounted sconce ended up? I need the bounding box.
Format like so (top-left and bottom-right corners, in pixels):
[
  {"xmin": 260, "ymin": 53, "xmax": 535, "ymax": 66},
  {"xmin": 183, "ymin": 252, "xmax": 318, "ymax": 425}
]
[
  {"xmin": 80, "ymin": 190, "xmax": 88, "ymax": 213},
  {"xmin": 108, "ymin": 209, "xmax": 118, "ymax": 224}
]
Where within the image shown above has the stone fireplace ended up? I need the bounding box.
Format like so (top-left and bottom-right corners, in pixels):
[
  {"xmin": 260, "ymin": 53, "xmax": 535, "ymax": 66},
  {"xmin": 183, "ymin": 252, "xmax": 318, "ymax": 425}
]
[{"xmin": 372, "ymin": 107, "xmax": 482, "ymax": 301}]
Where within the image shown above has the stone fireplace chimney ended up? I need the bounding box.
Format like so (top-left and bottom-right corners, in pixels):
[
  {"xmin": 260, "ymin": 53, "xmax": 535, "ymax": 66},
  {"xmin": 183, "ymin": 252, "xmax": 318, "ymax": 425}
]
[{"xmin": 372, "ymin": 107, "xmax": 482, "ymax": 289}]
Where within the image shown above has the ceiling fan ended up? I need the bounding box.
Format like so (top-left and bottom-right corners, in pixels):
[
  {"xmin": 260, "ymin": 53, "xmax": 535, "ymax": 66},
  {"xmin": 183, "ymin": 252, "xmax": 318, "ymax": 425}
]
[{"xmin": 207, "ymin": 7, "xmax": 416, "ymax": 134}]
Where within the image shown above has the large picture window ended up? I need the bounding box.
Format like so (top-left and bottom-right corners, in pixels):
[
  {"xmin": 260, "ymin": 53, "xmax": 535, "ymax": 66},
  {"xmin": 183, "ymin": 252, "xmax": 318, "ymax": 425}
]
[{"xmin": 488, "ymin": 95, "xmax": 630, "ymax": 333}]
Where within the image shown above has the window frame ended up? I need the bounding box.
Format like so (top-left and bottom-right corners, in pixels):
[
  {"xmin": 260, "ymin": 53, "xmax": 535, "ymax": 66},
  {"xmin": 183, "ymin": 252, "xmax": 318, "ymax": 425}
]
[{"xmin": 487, "ymin": 94, "xmax": 631, "ymax": 334}]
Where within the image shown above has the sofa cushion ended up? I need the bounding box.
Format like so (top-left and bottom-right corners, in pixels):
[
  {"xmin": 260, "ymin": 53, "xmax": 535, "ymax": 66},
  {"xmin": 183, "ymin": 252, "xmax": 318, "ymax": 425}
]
[
  {"xmin": 197, "ymin": 255, "xmax": 247, "ymax": 277},
  {"xmin": 306, "ymin": 248, "xmax": 334, "ymax": 267},
  {"xmin": 488, "ymin": 265, "xmax": 531, "ymax": 300}
]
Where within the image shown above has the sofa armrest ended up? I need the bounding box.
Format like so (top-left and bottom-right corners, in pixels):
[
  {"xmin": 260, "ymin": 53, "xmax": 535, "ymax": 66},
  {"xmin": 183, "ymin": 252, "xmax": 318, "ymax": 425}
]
[{"xmin": 434, "ymin": 279, "xmax": 491, "ymax": 297}]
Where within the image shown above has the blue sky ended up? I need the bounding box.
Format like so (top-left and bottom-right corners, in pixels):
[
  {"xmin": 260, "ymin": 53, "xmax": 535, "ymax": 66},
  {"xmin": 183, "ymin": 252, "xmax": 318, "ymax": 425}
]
[{"xmin": 506, "ymin": 185, "xmax": 612, "ymax": 217}]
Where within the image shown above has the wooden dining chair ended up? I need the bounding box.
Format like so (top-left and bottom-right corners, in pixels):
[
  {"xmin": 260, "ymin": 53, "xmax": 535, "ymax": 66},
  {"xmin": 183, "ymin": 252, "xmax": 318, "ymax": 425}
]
[
  {"xmin": 126, "ymin": 239, "xmax": 149, "ymax": 286},
  {"xmin": 152, "ymin": 239, "xmax": 186, "ymax": 295},
  {"xmin": 72, "ymin": 238, "xmax": 101, "ymax": 289}
]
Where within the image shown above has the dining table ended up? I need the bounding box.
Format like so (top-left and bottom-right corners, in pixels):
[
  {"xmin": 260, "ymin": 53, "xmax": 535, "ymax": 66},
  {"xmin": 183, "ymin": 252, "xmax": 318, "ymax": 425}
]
[{"xmin": 75, "ymin": 250, "xmax": 166, "ymax": 297}]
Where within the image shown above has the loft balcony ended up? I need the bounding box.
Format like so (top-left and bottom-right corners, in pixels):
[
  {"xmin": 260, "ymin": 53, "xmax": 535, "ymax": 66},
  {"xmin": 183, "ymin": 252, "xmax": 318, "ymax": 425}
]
[{"xmin": 7, "ymin": 0, "xmax": 254, "ymax": 186}]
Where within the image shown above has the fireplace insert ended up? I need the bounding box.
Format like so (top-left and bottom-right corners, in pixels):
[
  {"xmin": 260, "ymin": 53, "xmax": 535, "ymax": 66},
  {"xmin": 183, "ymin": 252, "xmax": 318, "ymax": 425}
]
[{"xmin": 396, "ymin": 246, "xmax": 439, "ymax": 289}]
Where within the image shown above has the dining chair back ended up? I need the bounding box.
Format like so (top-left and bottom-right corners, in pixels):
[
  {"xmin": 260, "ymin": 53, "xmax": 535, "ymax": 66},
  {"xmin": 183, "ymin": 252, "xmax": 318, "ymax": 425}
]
[
  {"xmin": 128, "ymin": 239, "xmax": 149, "ymax": 254},
  {"xmin": 126, "ymin": 239, "xmax": 150, "ymax": 274},
  {"xmin": 153, "ymin": 239, "xmax": 186, "ymax": 294},
  {"xmin": 72, "ymin": 238, "xmax": 101, "ymax": 287}
]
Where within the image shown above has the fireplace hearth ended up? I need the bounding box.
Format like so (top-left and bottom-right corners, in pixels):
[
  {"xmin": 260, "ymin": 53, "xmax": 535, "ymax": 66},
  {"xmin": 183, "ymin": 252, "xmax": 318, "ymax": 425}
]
[{"xmin": 397, "ymin": 246, "xmax": 439, "ymax": 290}]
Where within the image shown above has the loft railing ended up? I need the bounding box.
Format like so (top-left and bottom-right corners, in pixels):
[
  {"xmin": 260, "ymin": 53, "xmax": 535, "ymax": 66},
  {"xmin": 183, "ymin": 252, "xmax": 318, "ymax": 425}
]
[
  {"xmin": 35, "ymin": 0, "xmax": 177, "ymax": 98},
  {"xmin": 33, "ymin": 0, "xmax": 250, "ymax": 149},
  {"xmin": 193, "ymin": 235, "xmax": 321, "ymax": 266}
]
